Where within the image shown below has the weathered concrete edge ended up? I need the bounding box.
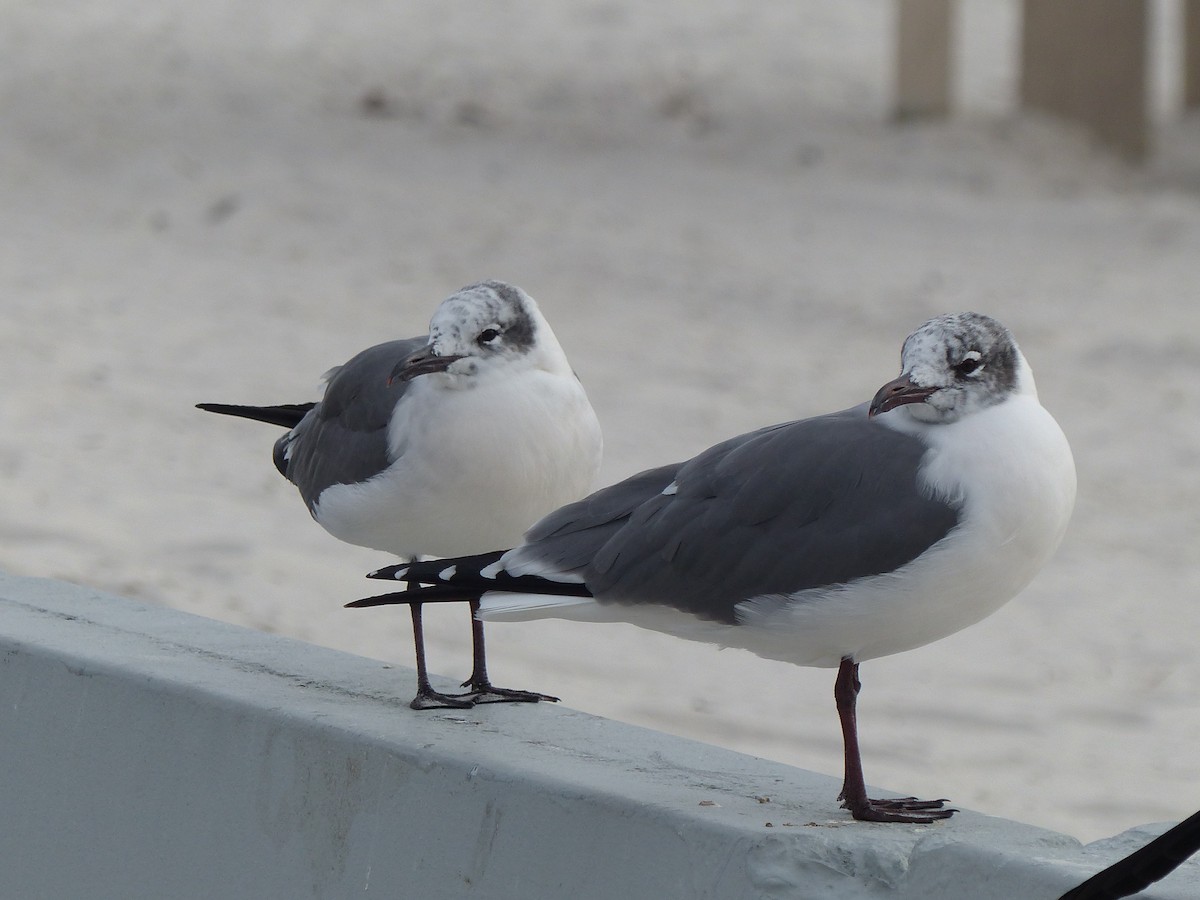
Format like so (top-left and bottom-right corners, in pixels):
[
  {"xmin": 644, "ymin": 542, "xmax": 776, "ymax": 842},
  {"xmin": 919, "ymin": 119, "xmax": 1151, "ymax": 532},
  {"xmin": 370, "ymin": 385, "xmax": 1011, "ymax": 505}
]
[{"xmin": 0, "ymin": 571, "xmax": 1195, "ymax": 899}]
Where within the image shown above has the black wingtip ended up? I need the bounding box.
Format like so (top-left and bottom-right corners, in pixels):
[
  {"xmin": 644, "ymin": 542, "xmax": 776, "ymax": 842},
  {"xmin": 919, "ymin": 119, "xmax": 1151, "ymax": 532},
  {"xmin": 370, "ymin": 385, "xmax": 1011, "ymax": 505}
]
[
  {"xmin": 367, "ymin": 565, "xmax": 406, "ymax": 581},
  {"xmin": 347, "ymin": 583, "xmax": 490, "ymax": 609},
  {"xmin": 1058, "ymin": 809, "xmax": 1200, "ymax": 900},
  {"xmin": 195, "ymin": 402, "xmax": 313, "ymax": 429},
  {"xmin": 345, "ymin": 593, "xmax": 404, "ymax": 609}
]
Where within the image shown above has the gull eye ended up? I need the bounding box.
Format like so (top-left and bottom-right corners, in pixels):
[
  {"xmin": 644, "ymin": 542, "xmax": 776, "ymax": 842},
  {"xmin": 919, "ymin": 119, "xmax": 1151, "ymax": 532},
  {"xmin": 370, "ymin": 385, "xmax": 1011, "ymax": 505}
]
[
  {"xmin": 954, "ymin": 352, "xmax": 983, "ymax": 377},
  {"xmin": 477, "ymin": 327, "xmax": 502, "ymax": 345}
]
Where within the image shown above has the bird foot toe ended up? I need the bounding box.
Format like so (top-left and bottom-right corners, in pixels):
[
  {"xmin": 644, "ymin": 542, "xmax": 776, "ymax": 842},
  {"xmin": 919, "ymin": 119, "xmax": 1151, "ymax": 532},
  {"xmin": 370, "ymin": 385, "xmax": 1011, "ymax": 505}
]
[
  {"xmin": 845, "ymin": 797, "xmax": 956, "ymax": 824},
  {"xmin": 462, "ymin": 682, "xmax": 560, "ymax": 705},
  {"xmin": 409, "ymin": 689, "xmax": 477, "ymax": 710}
]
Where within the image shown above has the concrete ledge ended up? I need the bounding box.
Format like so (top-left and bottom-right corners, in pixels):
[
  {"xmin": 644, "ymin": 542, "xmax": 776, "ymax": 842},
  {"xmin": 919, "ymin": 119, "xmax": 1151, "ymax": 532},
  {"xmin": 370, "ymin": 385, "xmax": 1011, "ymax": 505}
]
[{"xmin": 2, "ymin": 572, "xmax": 1197, "ymax": 899}]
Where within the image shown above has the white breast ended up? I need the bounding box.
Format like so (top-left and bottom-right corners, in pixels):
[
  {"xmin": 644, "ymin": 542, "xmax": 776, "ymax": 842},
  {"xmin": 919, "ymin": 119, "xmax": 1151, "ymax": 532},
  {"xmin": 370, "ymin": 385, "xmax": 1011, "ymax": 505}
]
[
  {"xmin": 736, "ymin": 393, "xmax": 1077, "ymax": 667},
  {"xmin": 311, "ymin": 369, "xmax": 602, "ymax": 558}
]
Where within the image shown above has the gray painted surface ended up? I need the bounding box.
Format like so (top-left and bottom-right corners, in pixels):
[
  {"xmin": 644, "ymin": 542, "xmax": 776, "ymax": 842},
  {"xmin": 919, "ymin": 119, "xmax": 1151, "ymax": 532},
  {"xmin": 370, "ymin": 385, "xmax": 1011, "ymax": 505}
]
[{"xmin": 1, "ymin": 571, "xmax": 1196, "ymax": 899}]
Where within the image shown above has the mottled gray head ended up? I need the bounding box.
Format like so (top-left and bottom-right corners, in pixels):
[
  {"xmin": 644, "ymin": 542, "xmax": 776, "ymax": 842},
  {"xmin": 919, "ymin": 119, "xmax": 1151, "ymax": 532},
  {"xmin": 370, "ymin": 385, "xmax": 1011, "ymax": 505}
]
[
  {"xmin": 869, "ymin": 312, "xmax": 1029, "ymax": 424},
  {"xmin": 392, "ymin": 281, "xmax": 569, "ymax": 385}
]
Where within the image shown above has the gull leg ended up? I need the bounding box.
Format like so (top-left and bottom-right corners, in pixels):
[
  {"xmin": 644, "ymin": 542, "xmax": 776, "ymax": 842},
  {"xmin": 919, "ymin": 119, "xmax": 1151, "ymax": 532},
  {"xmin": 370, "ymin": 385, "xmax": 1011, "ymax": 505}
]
[
  {"xmin": 407, "ymin": 598, "xmax": 476, "ymax": 710},
  {"xmin": 835, "ymin": 657, "xmax": 955, "ymax": 823},
  {"xmin": 460, "ymin": 599, "xmax": 559, "ymax": 704}
]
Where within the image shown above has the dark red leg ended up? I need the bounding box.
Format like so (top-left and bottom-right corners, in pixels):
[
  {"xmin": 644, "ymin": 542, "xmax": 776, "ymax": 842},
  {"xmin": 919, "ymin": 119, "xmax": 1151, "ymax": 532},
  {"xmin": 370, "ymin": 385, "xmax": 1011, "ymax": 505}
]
[
  {"xmin": 459, "ymin": 600, "xmax": 559, "ymax": 704},
  {"xmin": 835, "ymin": 657, "xmax": 955, "ymax": 823},
  {"xmin": 407, "ymin": 599, "xmax": 475, "ymax": 710}
]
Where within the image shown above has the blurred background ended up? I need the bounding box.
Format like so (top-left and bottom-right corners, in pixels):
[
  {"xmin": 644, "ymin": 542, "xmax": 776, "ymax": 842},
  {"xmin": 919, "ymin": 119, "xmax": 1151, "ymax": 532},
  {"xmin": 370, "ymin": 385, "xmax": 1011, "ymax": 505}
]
[{"xmin": 2, "ymin": 1, "xmax": 1199, "ymax": 843}]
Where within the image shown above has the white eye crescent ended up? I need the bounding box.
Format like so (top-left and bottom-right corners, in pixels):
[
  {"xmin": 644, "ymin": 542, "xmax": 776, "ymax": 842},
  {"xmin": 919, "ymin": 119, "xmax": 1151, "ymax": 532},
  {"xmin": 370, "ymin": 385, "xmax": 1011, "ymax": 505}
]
[{"xmin": 954, "ymin": 350, "xmax": 983, "ymax": 377}]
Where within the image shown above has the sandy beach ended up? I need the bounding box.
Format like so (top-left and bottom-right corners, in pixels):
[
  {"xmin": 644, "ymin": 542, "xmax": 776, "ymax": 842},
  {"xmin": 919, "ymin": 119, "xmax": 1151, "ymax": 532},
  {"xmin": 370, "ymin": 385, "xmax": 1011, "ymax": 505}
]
[{"xmin": 3, "ymin": 2, "xmax": 1200, "ymax": 843}]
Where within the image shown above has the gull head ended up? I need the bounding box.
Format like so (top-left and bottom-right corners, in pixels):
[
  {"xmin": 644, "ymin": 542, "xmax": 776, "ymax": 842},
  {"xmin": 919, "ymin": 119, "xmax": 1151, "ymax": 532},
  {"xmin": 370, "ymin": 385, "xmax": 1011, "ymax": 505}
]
[
  {"xmin": 390, "ymin": 281, "xmax": 570, "ymax": 386},
  {"xmin": 869, "ymin": 312, "xmax": 1032, "ymax": 424}
]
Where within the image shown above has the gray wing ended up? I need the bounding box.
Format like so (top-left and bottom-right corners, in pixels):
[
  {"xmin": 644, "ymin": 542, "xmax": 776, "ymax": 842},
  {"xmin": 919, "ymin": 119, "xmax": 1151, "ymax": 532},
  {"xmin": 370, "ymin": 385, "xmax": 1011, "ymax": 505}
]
[
  {"xmin": 511, "ymin": 405, "xmax": 960, "ymax": 624},
  {"xmin": 278, "ymin": 337, "xmax": 428, "ymax": 509}
]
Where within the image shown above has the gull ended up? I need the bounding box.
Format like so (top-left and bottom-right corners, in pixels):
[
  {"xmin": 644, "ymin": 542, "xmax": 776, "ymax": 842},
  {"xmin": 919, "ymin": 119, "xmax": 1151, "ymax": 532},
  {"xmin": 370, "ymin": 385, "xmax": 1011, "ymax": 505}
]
[
  {"xmin": 350, "ymin": 312, "xmax": 1076, "ymax": 823},
  {"xmin": 199, "ymin": 280, "xmax": 603, "ymax": 708}
]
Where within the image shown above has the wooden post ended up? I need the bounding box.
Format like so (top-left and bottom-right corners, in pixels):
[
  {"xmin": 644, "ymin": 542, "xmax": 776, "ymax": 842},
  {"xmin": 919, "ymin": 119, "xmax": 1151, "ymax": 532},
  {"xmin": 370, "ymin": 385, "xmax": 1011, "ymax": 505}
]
[
  {"xmin": 895, "ymin": 0, "xmax": 954, "ymax": 121},
  {"xmin": 1186, "ymin": 0, "xmax": 1200, "ymax": 108},
  {"xmin": 1020, "ymin": 0, "xmax": 1150, "ymax": 161}
]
